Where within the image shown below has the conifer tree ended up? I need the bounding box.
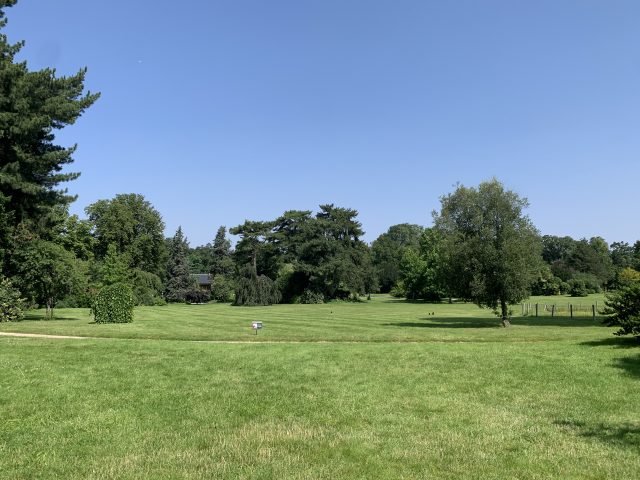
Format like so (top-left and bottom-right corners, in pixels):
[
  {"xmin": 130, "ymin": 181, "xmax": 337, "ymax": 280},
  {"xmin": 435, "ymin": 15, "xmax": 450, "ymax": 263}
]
[
  {"xmin": 165, "ymin": 227, "xmax": 193, "ymax": 302},
  {"xmin": 211, "ymin": 226, "xmax": 233, "ymax": 277},
  {"xmin": 0, "ymin": 1, "xmax": 99, "ymax": 228}
]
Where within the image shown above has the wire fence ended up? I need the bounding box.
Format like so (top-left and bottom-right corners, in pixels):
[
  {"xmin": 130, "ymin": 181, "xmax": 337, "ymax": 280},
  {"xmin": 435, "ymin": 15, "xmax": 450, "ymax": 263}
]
[{"xmin": 521, "ymin": 301, "xmax": 603, "ymax": 318}]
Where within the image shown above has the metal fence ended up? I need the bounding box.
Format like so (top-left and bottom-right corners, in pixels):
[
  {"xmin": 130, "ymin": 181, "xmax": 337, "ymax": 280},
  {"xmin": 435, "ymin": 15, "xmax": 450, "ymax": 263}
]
[{"xmin": 521, "ymin": 302, "xmax": 602, "ymax": 318}]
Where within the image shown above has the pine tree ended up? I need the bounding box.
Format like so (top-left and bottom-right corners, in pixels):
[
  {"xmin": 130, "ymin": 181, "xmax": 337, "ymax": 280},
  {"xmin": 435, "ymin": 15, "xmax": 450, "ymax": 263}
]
[
  {"xmin": 211, "ymin": 226, "xmax": 233, "ymax": 277},
  {"xmin": 0, "ymin": 1, "xmax": 99, "ymax": 227},
  {"xmin": 165, "ymin": 227, "xmax": 193, "ymax": 302}
]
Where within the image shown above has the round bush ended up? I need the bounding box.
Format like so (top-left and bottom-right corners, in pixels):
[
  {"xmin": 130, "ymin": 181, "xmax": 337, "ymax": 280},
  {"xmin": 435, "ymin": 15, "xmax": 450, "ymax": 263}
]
[
  {"xmin": 301, "ymin": 289, "xmax": 324, "ymax": 304},
  {"xmin": 93, "ymin": 283, "xmax": 134, "ymax": 323}
]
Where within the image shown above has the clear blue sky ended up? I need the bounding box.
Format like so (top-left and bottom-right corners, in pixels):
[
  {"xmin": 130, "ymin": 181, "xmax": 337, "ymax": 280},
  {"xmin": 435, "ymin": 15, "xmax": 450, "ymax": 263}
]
[{"xmin": 6, "ymin": 0, "xmax": 640, "ymax": 246}]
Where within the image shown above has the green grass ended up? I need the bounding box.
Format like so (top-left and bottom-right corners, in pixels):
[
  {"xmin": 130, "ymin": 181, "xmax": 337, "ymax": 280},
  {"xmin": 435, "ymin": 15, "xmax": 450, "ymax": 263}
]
[
  {"xmin": 0, "ymin": 294, "xmax": 612, "ymax": 343},
  {"xmin": 1, "ymin": 295, "xmax": 638, "ymax": 479}
]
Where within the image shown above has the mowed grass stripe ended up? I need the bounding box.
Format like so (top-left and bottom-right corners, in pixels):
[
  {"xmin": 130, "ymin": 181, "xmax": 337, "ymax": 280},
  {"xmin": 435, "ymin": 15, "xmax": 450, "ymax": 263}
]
[
  {"xmin": 0, "ymin": 337, "xmax": 638, "ymax": 479},
  {"xmin": 0, "ymin": 294, "xmax": 613, "ymax": 343}
]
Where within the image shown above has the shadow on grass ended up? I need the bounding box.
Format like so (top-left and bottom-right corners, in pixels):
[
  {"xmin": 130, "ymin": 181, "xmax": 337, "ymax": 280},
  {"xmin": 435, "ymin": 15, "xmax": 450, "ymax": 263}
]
[
  {"xmin": 383, "ymin": 316, "xmax": 600, "ymax": 329},
  {"xmin": 510, "ymin": 317, "xmax": 600, "ymax": 327},
  {"xmin": 554, "ymin": 420, "xmax": 640, "ymax": 449},
  {"xmin": 384, "ymin": 317, "xmax": 499, "ymax": 329},
  {"xmin": 20, "ymin": 312, "xmax": 79, "ymax": 322},
  {"xmin": 614, "ymin": 355, "xmax": 640, "ymax": 379},
  {"xmin": 579, "ymin": 337, "xmax": 640, "ymax": 379},
  {"xmin": 379, "ymin": 298, "xmax": 465, "ymax": 305},
  {"xmin": 580, "ymin": 337, "xmax": 640, "ymax": 348}
]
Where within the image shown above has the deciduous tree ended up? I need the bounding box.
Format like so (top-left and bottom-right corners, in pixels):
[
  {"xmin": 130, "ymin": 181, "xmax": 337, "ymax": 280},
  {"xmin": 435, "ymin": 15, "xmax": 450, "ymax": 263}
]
[
  {"xmin": 433, "ymin": 179, "xmax": 541, "ymax": 326},
  {"xmin": 86, "ymin": 194, "xmax": 166, "ymax": 277}
]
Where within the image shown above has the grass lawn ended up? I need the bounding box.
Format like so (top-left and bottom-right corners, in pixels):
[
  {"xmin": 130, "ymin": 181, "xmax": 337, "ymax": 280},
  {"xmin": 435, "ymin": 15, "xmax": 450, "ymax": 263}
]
[{"xmin": 1, "ymin": 295, "xmax": 638, "ymax": 479}]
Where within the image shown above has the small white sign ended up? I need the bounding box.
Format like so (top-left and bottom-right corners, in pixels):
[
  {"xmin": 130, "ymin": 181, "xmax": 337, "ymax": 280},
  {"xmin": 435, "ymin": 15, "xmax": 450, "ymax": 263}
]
[{"xmin": 252, "ymin": 322, "xmax": 263, "ymax": 330}]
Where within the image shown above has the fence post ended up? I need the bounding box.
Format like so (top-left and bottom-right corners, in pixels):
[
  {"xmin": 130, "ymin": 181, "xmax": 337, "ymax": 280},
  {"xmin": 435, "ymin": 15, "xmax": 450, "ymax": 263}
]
[
  {"xmin": 551, "ymin": 305, "xmax": 555, "ymax": 317},
  {"xmin": 592, "ymin": 304, "xmax": 596, "ymax": 320},
  {"xmin": 535, "ymin": 303, "xmax": 538, "ymax": 317},
  {"xmin": 570, "ymin": 304, "xmax": 573, "ymax": 319}
]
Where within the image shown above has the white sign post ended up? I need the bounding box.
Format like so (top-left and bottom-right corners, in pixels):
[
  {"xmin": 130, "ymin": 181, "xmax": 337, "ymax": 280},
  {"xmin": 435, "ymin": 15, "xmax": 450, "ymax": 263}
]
[{"xmin": 252, "ymin": 321, "xmax": 263, "ymax": 335}]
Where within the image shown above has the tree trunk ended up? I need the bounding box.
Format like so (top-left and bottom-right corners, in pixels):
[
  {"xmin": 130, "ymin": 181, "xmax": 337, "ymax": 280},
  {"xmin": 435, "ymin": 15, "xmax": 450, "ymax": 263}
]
[
  {"xmin": 45, "ymin": 298, "xmax": 54, "ymax": 320},
  {"xmin": 500, "ymin": 298, "xmax": 510, "ymax": 327},
  {"xmin": 252, "ymin": 250, "xmax": 258, "ymax": 279}
]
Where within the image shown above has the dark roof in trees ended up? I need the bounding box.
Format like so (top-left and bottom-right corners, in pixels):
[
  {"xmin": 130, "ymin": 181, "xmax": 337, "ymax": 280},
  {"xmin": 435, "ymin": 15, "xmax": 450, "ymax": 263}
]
[{"xmin": 191, "ymin": 274, "xmax": 212, "ymax": 286}]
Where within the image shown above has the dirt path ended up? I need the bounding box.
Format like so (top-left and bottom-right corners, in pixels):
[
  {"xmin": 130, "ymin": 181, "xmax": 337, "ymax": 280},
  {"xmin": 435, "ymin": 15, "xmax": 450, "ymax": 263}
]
[
  {"xmin": 0, "ymin": 332, "xmax": 96, "ymax": 340},
  {"xmin": 0, "ymin": 332, "xmax": 428, "ymax": 344},
  {"xmin": 0, "ymin": 332, "xmax": 372, "ymax": 343}
]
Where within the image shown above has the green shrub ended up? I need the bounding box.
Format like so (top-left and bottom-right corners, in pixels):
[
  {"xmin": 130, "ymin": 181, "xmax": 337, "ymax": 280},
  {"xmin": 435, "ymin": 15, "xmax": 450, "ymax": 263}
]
[
  {"xmin": 300, "ymin": 289, "xmax": 324, "ymax": 304},
  {"xmin": 211, "ymin": 275, "xmax": 234, "ymax": 303},
  {"xmin": 603, "ymin": 283, "xmax": 640, "ymax": 338},
  {"xmin": 234, "ymin": 275, "xmax": 281, "ymax": 306},
  {"xmin": 132, "ymin": 270, "xmax": 164, "ymax": 306},
  {"xmin": 93, "ymin": 282, "xmax": 134, "ymax": 324},
  {"xmin": 568, "ymin": 279, "xmax": 588, "ymax": 297},
  {"xmin": 0, "ymin": 277, "xmax": 25, "ymax": 322},
  {"xmin": 185, "ymin": 288, "xmax": 210, "ymax": 304},
  {"xmin": 389, "ymin": 281, "xmax": 406, "ymax": 298},
  {"xmin": 573, "ymin": 273, "xmax": 601, "ymax": 294}
]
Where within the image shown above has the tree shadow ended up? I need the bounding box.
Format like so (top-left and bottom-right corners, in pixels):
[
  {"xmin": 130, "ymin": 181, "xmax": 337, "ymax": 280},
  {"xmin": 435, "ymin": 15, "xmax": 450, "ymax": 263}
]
[
  {"xmin": 554, "ymin": 420, "xmax": 640, "ymax": 449},
  {"xmin": 379, "ymin": 298, "xmax": 441, "ymax": 304},
  {"xmin": 579, "ymin": 337, "xmax": 640, "ymax": 379},
  {"xmin": 614, "ymin": 355, "xmax": 640, "ymax": 379},
  {"xmin": 383, "ymin": 317, "xmax": 499, "ymax": 329},
  {"xmin": 579, "ymin": 337, "xmax": 640, "ymax": 349},
  {"xmin": 383, "ymin": 316, "xmax": 600, "ymax": 329},
  {"xmin": 509, "ymin": 317, "xmax": 598, "ymax": 327},
  {"xmin": 20, "ymin": 312, "xmax": 79, "ymax": 322}
]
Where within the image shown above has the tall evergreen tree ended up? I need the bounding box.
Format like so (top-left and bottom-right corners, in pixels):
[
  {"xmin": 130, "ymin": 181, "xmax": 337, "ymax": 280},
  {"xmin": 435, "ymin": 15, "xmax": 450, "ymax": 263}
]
[
  {"xmin": 0, "ymin": 1, "xmax": 99, "ymax": 228},
  {"xmin": 211, "ymin": 226, "xmax": 233, "ymax": 277},
  {"xmin": 165, "ymin": 227, "xmax": 193, "ymax": 302}
]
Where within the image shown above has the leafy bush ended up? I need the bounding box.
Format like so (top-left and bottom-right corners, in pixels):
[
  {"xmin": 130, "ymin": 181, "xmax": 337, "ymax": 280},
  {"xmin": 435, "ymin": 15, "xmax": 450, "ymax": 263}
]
[
  {"xmin": 617, "ymin": 267, "xmax": 640, "ymax": 287},
  {"xmin": 300, "ymin": 289, "xmax": 324, "ymax": 304},
  {"xmin": 531, "ymin": 269, "xmax": 564, "ymax": 296},
  {"xmin": 573, "ymin": 273, "xmax": 601, "ymax": 294},
  {"xmin": 93, "ymin": 282, "xmax": 134, "ymax": 323},
  {"xmin": 603, "ymin": 283, "xmax": 640, "ymax": 338},
  {"xmin": 0, "ymin": 277, "xmax": 25, "ymax": 322},
  {"xmin": 211, "ymin": 275, "xmax": 234, "ymax": 303},
  {"xmin": 234, "ymin": 275, "xmax": 281, "ymax": 306},
  {"xmin": 186, "ymin": 288, "xmax": 210, "ymax": 304},
  {"xmin": 132, "ymin": 269, "xmax": 165, "ymax": 306},
  {"xmin": 568, "ymin": 279, "xmax": 588, "ymax": 297},
  {"xmin": 389, "ymin": 281, "xmax": 406, "ymax": 298}
]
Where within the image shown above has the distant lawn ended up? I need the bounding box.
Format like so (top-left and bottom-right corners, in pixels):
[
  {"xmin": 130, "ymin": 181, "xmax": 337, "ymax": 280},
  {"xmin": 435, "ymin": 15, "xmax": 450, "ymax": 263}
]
[
  {"xmin": 1, "ymin": 294, "xmax": 638, "ymax": 479},
  {"xmin": 0, "ymin": 294, "xmax": 612, "ymax": 343}
]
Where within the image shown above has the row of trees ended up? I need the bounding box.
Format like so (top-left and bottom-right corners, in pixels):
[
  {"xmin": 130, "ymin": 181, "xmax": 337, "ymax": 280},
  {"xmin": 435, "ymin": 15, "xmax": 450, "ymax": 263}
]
[{"xmin": 374, "ymin": 217, "xmax": 640, "ymax": 302}]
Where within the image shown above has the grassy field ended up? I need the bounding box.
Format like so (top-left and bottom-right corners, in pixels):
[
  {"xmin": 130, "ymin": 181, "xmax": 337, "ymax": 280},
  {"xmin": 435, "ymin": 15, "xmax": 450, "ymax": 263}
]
[{"xmin": 1, "ymin": 295, "xmax": 638, "ymax": 479}]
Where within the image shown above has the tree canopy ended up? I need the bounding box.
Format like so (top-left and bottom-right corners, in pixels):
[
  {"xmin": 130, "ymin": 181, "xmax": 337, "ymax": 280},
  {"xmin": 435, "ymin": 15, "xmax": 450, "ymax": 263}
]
[
  {"xmin": 0, "ymin": 0, "xmax": 99, "ymax": 228},
  {"xmin": 85, "ymin": 194, "xmax": 166, "ymax": 278},
  {"xmin": 371, "ymin": 223, "xmax": 424, "ymax": 293},
  {"xmin": 433, "ymin": 179, "xmax": 542, "ymax": 326}
]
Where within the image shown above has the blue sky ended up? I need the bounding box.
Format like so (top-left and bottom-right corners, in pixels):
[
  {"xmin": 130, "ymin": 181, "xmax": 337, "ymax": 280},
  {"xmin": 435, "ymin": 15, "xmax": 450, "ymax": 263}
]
[{"xmin": 5, "ymin": 0, "xmax": 640, "ymax": 246}]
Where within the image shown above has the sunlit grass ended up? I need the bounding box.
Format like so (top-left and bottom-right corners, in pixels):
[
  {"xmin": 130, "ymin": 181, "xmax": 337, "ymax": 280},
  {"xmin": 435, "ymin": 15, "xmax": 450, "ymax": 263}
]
[
  {"xmin": 0, "ymin": 294, "xmax": 612, "ymax": 343},
  {"xmin": 0, "ymin": 294, "xmax": 638, "ymax": 479}
]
